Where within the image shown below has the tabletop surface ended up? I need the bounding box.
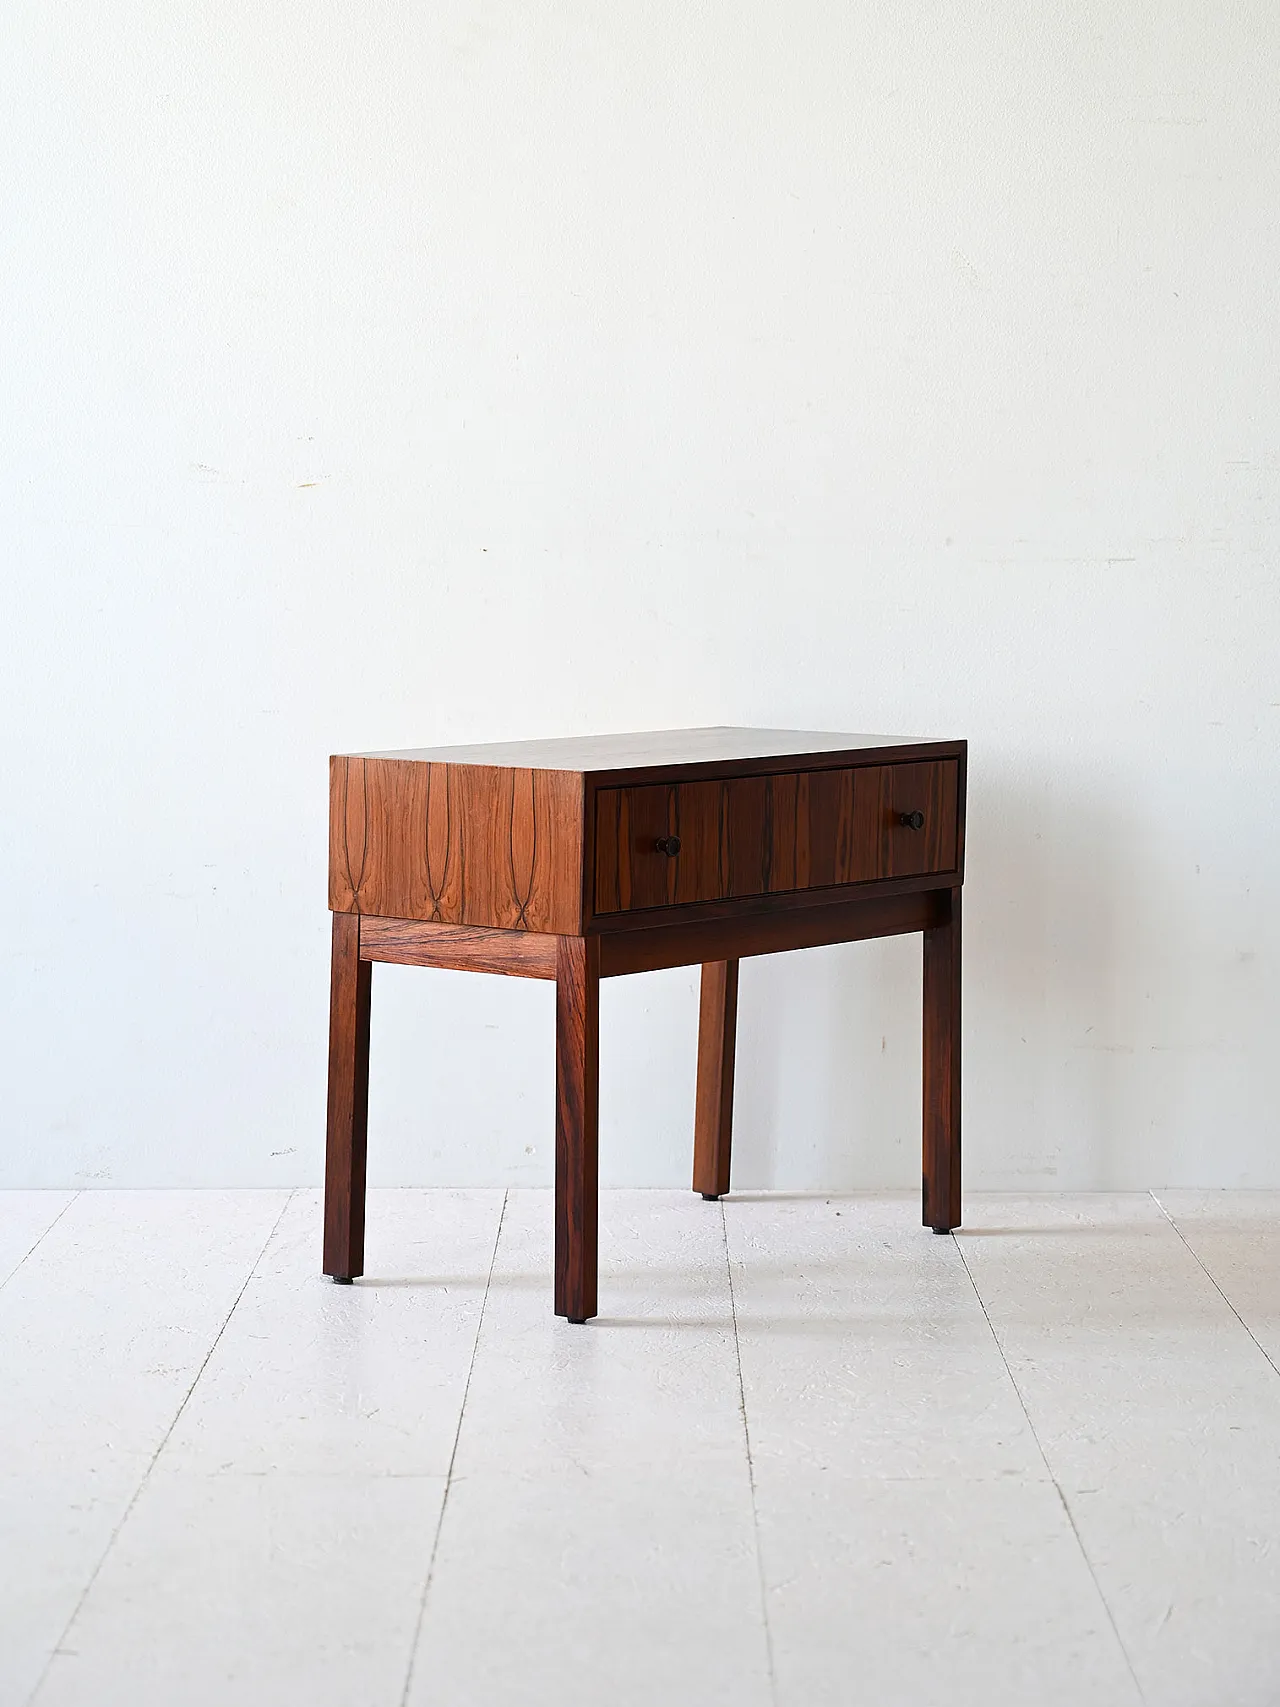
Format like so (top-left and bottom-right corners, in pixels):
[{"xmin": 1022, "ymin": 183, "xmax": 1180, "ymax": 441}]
[{"xmin": 355, "ymin": 726, "xmax": 954, "ymax": 773}]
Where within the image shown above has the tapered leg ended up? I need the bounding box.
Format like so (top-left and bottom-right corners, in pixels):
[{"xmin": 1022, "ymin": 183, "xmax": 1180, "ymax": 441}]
[
  {"xmin": 693, "ymin": 960, "xmax": 739, "ymax": 1199},
  {"xmin": 324, "ymin": 911, "xmax": 372, "ymax": 1281},
  {"xmin": 555, "ymin": 934, "xmax": 600, "ymax": 1322},
  {"xmin": 922, "ymin": 887, "xmax": 961, "ymax": 1232}
]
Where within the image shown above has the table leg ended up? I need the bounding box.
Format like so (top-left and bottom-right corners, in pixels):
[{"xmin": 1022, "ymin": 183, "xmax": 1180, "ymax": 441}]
[
  {"xmin": 922, "ymin": 886, "xmax": 961, "ymax": 1232},
  {"xmin": 555, "ymin": 934, "xmax": 600, "ymax": 1322},
  {"xmin": 693, "ymin": 959, "xmax": 739, "ymax": 1200},
  {"xmin": 324, "ymin": 911, "xmax": 372, "ymax": 1281}
]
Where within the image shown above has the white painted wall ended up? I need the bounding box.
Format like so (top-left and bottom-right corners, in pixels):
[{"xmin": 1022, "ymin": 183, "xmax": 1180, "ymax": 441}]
[{"xmin": 3, "ymin": 1, "xmax": 1278, "ymax": 1190}]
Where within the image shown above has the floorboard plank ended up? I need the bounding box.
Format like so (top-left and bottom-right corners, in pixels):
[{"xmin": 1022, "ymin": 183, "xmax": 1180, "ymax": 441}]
[
  {"xmin": 0, "ymin": 1192, "xmax": 77, "ymax": 1292},
  {"xmin": 726, "ymin": 1193, "xmax": 1139, "ymax": 1707},
  {"xmin": 1154, "ymin": 1188, "xmax": 1280, "ymax": 1372},
  {"xmin": 6, "ymin": 1188, "xmax": 1280, "ymax": 1707},
  {"xmin": 405, "ymin": 1189, "xmax": 772, "ymax": 1707},
  {"xmin": 0, "ymin": 1190, "xmax": 288, "ymax": 1707},
  {"xmin": 959, "ymin": 1192, "xmax": 1280, "ymax": 1707},
  {"xmin": 29, "ymin": 1190, "xmax": 505, "ymax": 1707}
]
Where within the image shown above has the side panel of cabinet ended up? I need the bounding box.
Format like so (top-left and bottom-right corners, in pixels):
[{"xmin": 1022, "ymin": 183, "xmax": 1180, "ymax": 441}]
[{"xmin": 329, "ymin": 757, "xmax": 584, "ymax": 933}]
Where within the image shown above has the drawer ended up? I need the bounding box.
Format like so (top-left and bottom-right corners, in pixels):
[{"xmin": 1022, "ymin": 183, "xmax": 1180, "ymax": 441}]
[{"xmin": 593, "ymin": 760, "xmax": 959, "ymax": 916}]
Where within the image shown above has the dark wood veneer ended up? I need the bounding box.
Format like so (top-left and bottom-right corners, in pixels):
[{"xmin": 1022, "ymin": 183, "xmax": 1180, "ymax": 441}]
[
  {"xmin": 359, "ymin": 726, "xmax": 961, "ymax": 775},
  {"xmin": 923, "ymin": 887, "xmax": 962, "ymax": 1233},
  {"xmin": 329, "ymin": 755, "xmax": 583, "ymax": 933},
  {"xmin": 323, "ymin": 912, "xmax": 371, "ymax": 1282},
  {"xmin": 358, "ymin": 916, "xmax": 557, "ymax": 978},
  {"xmin": 555, "ymin": 935, "xmax": 599, "ymax": 1323},
  {"xmin": 592, "ymin": 758, "xmax": 958, "ymax": 916},
  {"xmin": 325, "ymin": 727, "xmax": 966, "ymax": 1319},
  {"xmin": 596, "ymin": 890, "xmax": 945, "ymax": 978},
  {"xmin": 693, "ymin": 961, "xmax": 738, "ymax": 1200}
]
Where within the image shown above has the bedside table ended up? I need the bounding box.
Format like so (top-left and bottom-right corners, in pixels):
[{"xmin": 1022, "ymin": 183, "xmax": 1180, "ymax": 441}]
[{"xmin": 325, "ymin": 727, "xmax": 966, "ymax": 1321}]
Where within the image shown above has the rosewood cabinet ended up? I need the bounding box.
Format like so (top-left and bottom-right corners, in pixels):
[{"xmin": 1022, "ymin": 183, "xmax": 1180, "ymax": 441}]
[{"xmin": 325, "ymin": 727, "xmax": 966, "ymax": 1321}]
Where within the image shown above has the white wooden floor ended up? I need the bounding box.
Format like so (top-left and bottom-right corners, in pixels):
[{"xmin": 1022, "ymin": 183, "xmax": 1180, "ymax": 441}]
[{"xmin": 2, "ymin": 1189, "xmax": 1279, "ymax": 1707}]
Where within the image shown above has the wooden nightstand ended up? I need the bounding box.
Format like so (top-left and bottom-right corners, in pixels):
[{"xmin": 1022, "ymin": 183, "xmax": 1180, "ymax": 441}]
[{"xmin": 325, "ymin": 727, "xmax": 966, "ymax": 1321}]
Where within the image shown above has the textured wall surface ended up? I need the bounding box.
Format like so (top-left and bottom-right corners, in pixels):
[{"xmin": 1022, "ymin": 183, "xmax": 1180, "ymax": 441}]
[{"xmin": 3, "ymin": 1, "xmax": 1278, "ymax": 1188}]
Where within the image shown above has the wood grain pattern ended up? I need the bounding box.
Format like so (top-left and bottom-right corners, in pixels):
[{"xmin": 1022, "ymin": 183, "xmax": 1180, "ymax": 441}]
[
  {"xmin": 952, "ymin": 742, "xmax": 969, "ymax": 887},
  {"xmin": 358, "ymin": 917, "xmax": 557, "ymax": 978},
  {"xmin": 597, "ymin": 889, "xmax": 947, "ymax": 977},
  {"xmin": 329, "ymin": 756, "xmax": 583, "ymax": 933},
  {"xmin": 922, "ymin": 887, "xmax": 962, "ymax": 1232},
  {"xmin": 323, "ymin": 912, "xmax": 372, "ymax": 1281},
  {"xmin": 588, "ymin": 867, "xmax": 954, "ymax": 938},
  {"xmin": 593, "ymin": 760, "xmax": 959, "ymax": 916},
  {"xmin": 324, "ymin": 729, "xmax": 966, "ymax": 1312},
  {"xmin": 693, "ymin": 961, "xmax": 738, "ymax": 1199},
  {"xmin": 555, "ymin": 935, "xmax": 600, "ymax": 1323},
  {"xmin": 884, "ymin": 760, "xmax": 959, "ymax": 878}
]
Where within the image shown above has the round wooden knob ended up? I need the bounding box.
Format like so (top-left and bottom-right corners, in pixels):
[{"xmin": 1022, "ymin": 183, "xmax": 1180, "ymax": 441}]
[
  {"xmin": 655, "ymin": 835, "xmax": 682, "ymax": 856},
  {"xmin": 899, "ymin": 810, "xmax": 925, "ymax": 830}
]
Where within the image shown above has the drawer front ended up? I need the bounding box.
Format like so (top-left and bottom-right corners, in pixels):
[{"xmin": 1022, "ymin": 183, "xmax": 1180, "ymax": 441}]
[{"xmin": 593, "ymin": 760, "xmax": 959, "ymax": 916}]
